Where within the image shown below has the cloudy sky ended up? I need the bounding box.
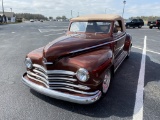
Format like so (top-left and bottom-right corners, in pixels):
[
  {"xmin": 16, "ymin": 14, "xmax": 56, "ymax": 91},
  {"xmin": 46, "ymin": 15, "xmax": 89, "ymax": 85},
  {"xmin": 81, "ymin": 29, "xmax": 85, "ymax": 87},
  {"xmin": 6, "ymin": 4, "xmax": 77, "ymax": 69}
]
[{"xmin": 2, "ymin": 0, "xmax": 160, "ymax": 18}]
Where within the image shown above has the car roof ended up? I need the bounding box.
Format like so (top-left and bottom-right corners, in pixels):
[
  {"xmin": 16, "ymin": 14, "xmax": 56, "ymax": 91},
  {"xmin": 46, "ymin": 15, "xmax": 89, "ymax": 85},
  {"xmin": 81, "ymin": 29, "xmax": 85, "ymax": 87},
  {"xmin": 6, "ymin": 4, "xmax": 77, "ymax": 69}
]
[
  {"xmin": 71, "ymin": 14, "xmax": 123, "ymax": 21},
  {"xmin": 71, "ymin": 14, "xmax": 126, "ymax": 32}
]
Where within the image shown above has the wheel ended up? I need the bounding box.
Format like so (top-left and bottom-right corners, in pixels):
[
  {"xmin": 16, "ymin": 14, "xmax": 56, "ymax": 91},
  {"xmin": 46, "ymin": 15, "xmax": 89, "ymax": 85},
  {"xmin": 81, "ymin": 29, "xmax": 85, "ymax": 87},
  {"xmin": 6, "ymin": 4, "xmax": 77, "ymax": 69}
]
[
  {"xmin": 149, "ymin": 26, "xmax": 153, "ymax": 29},
  {"xmin": 101, "ymin": 69, "xmax": 111, "ymax": 95},
  {"xmin": 126, "ymin": 45, "xmax": 131, "ymax": 59},
  {"xmin": 126, "ymin": 25, "xmax": 130, "ymax": 28},
  {"xmin": 133, "ymin": 27, "xmax": 135, "ymax": 28},
  {"xmin": 138, "ymin": 25, "xmax": 142, "ymax": 28}
]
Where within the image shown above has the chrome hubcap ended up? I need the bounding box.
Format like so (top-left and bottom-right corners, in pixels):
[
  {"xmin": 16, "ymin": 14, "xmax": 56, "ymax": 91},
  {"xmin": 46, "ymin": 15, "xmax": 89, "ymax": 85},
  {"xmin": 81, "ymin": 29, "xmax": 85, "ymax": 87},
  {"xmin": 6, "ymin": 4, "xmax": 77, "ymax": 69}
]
[{"xmin": 102, "ymin": 70, "xmax": 111, "ymax": 94}]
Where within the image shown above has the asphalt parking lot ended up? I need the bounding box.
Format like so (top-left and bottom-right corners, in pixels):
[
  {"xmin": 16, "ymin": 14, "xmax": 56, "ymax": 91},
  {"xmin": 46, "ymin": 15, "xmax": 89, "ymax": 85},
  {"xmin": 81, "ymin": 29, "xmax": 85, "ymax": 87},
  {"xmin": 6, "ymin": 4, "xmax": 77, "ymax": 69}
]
[{"xmin": 0, "ymin": 21, "xmax": 160, "ymax": 120}]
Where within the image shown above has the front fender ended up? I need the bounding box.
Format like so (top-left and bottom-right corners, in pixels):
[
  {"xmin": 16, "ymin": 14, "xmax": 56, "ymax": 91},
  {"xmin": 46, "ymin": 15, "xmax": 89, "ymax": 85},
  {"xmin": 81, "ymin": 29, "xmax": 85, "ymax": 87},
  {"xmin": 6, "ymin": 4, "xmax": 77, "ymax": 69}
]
[{"xmin": 123, "ymin": 33, "xmax": 132, "ymax": 51}]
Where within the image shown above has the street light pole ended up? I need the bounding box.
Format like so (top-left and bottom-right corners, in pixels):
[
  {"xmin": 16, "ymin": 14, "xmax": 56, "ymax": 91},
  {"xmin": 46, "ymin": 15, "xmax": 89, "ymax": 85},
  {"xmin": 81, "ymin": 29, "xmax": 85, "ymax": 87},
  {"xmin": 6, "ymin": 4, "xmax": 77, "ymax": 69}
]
[
  {"xmin": 105, "ymin": 8, "xmax": 107, "ymax": 14},
  {"xmin": 122, "ymin": 0, "xmax": 126, "ymax": 18},
  {"xmin": 10, "ymin": 8, "xmax": 12, "ymax": 12},
  {"xmin": 2, "ymin": 0, "xmax": 4, "ymax": 15},
  {"xmin": 71, "ymin": 10, "xmax": 73, "ymax": 18},
  {"xmin": 78, "ymin": 12, "xmax": 79, "ymax": 17}
]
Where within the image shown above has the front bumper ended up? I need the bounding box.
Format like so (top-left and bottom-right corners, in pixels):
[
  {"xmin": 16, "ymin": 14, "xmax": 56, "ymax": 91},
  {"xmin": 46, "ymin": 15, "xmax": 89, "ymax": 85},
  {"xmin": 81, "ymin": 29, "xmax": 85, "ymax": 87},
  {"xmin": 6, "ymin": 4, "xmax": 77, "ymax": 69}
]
[{"xmin": 22, "ymin": 73, "xmax": 102, "ymax": 104}]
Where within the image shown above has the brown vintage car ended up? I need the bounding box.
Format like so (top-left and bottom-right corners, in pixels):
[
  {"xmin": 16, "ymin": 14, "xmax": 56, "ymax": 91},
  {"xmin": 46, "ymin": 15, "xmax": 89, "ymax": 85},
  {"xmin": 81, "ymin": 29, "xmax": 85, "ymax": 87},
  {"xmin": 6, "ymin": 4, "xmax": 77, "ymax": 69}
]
[{"xmin": 22, "ymin": 14, "xmax": 132, "ymax": 104}]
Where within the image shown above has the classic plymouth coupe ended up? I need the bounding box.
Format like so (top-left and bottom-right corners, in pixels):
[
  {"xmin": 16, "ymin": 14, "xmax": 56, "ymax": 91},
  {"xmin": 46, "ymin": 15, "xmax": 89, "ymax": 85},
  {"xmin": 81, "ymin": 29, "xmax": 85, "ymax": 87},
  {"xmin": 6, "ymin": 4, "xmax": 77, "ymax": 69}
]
[{"xmin": 22, "ymin": 14, "xmax": 132, "ymax": 104}]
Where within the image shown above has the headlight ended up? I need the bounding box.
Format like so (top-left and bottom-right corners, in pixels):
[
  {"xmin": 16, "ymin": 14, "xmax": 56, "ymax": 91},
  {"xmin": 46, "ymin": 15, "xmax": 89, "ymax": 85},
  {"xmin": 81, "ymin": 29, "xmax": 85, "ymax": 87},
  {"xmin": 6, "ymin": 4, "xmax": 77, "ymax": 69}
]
[
  {"xmin": 76, "ymin": 68, "xmax": 89, "ymax": 82},
  {"xmin": 25, "ymin": 58, "xmax": 32, "ymax": 69}
]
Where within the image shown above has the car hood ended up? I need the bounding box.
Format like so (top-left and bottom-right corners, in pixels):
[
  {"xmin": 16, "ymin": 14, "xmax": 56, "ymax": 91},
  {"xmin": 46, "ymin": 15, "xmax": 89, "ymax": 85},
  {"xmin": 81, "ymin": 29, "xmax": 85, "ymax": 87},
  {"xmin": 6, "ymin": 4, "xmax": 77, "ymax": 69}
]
[{"xmin": 43, "ymin": 34, "xmax": 111, "ymax": 62}]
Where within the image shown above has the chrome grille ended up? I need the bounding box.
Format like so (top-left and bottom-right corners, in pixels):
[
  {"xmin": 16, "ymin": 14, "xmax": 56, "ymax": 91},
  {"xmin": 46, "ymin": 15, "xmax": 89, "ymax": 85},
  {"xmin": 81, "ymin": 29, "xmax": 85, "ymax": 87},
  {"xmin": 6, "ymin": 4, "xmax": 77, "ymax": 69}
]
[{"xmin": 27, "ymin": 64, "xmax": 92, "ymax": 95}]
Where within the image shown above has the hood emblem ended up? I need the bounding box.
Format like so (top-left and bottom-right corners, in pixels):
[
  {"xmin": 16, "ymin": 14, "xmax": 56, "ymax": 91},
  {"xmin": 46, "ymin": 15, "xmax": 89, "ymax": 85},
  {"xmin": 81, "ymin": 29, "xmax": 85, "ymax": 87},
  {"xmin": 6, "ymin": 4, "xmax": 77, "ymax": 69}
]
[{"xmin": 43, "ymin": 58, "xmax": 53, "ymax": 65}]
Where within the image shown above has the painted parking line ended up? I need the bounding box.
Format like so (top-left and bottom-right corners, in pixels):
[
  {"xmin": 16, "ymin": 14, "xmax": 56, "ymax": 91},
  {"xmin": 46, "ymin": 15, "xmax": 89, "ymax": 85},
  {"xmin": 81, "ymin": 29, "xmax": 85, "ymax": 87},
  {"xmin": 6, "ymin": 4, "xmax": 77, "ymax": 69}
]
[
  {"xmin": 44, "ymin": 26, "xmax": 68, "ymax": 28},
  {"xmin": 44, "ymin": 33, "xmax": 64, "ymax": 36},
  {"xmin": 133, "ymin": 46, "xmax": 160, "ymax": 55},
  {"xmin": 133, "ymin": 36, "xmax": 147, "ymax": 120},
  {"xmin": 38, "ymin": 29, "xmax": 67, "ymax": 33}
]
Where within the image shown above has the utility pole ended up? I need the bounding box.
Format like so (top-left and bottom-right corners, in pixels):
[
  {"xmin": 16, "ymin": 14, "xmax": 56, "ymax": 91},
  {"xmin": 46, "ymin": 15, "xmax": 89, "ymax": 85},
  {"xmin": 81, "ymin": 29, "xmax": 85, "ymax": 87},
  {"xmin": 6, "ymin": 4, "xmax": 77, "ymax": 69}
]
[
  {"xmin": 2, "ymin": 0, "xmax": 4, "ymax": 15},
  {"xmin": 78, "ymin": 12, "xmax": 79, "ymax": 17},
  {"xmin": 71, "ymin": 10, "xmax": 73, "ymax": 18},
  {"xmin": 105, "ymin": 8, "xmax": 107, "ymax": 14},
  {"xmin": 122, "ymin": 0, "xmax": 126, "ymax": 18},
  {"xmin": 10, "ymin": 8, "xmax": 12, "ymax": 12}
]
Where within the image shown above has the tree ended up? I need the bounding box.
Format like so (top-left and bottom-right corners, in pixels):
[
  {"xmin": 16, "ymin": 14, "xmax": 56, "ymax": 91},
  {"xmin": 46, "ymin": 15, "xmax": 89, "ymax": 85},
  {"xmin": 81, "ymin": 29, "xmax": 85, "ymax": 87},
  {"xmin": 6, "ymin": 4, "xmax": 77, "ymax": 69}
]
[
  {"xmin": 56, "ymin": 16, "xmax": 61, "ymax": 20},
  {"xmin": 61, "ymin": 15, "xmax": 66, "ymax": 20},
  {"xmin": 49, "ymin": 16, "xmax": 53, "ymax": 20}
]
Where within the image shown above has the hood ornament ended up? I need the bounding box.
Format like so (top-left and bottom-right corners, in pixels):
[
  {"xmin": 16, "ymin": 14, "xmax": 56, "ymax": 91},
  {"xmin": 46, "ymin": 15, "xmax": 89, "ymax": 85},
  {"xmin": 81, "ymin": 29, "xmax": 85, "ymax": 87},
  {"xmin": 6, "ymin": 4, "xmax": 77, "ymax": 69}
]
[{"xmin": 43, "ymin": 57, "xmax": 53, "ymax": 65}]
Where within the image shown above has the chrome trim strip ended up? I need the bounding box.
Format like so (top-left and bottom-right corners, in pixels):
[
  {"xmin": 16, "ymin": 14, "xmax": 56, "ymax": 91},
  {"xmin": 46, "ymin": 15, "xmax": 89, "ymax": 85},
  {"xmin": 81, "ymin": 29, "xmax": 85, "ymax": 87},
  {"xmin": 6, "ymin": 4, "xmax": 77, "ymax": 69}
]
[
  {"xmin": 33, "ymin": 64, "xmax": 76, "ymax": 76},
  {"xmin": 43, "ymin": 62, "xmax": 53, "ymax": 65},
  {"xmin": 114, "ymin": 51, "xmax": 127, "ymax": 72},
  {"xmin": 27, "ymin": 71, "xmax": 49, "ymax": 84},
  {"xmin": 33, "ymin": 64, "xmax": 47, "ymax": 73},
  {"xmin": 33, "ymin": 69, "xmax": 48, "ymax": 79},
  {"xmin": 47, "ymin": 70, "xmax": 76, "ymax": 75},
  {"xmin": 27, "ymin": 74, "xmax": 49, "ymax": 88},
  {"xmin": 22, "ymin": 73, "xmax": 102, "ymax": 104},
  {"xmin": 49, "ymin": 82, "xmax": 90, "ymax": 90},
  {"xmin": 70, "ymin": 33, "xmax": 126, "ymax": 53},
  {"xmin": 50, "ymin": 87, "xmax": 98, "ymax": 95},
  {"xmin": 48, "ymin": 77, "xmax": 77, "ymax": 82}
]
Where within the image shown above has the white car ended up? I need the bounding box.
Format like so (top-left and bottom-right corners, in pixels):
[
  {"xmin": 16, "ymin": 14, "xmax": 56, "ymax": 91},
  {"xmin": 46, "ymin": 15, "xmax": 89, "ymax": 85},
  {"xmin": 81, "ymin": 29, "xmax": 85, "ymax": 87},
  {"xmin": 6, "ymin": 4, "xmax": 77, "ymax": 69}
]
[{"xmin": 30, "ymin": 19, "xmax": 34, "ymax": 22}]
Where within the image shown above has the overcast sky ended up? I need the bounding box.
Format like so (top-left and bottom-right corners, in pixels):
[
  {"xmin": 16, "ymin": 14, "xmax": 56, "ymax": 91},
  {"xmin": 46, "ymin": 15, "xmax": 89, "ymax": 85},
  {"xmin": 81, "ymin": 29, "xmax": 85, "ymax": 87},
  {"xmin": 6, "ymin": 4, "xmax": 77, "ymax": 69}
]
[{"xmin": 2, "ymin": 0, "xmax": 160, "ymax": 19}]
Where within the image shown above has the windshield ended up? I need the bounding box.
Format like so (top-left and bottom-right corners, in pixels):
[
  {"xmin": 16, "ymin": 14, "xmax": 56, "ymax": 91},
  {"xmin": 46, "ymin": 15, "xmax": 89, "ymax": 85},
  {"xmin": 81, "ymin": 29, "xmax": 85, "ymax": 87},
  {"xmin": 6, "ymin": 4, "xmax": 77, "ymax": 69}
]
[
  {"xmin": 69, "ymin": 21, "xmax": 111, "ymax": 33},
  {"xmin": 126, "ymin": 19, "xmax": 131, "ymax": 22}
]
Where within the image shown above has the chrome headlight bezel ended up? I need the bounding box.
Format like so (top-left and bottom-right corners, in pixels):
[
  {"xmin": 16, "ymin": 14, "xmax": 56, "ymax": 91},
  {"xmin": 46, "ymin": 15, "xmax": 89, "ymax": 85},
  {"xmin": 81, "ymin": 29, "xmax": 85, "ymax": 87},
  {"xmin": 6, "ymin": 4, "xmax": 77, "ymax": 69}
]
[
  {"xmin": 25, "ymin": 58, "xmax": 33, "ymax": 69},
  {"xmin": 76, "ymin": 68, "xmax": 89, "ymax": 82}
]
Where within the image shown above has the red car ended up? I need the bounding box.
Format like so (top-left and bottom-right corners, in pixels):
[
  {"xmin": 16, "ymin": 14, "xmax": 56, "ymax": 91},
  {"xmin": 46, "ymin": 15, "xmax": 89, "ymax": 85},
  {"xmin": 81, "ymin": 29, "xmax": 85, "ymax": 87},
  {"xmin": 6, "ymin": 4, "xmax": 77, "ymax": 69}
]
[{"xmin": 22, "ymin": 14, "xmax": 132, "ymax": 104}]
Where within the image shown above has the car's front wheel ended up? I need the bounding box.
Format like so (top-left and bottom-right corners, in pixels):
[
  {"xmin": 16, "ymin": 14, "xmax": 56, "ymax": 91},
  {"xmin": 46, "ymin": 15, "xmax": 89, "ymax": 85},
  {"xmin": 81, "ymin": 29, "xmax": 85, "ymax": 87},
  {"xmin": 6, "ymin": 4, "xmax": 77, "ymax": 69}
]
[
  {"xmin": 101, "ymin": 69, "xmax": 111, "ymax": 95},
  {"xmin": 149, "ymin": 26, "xmax": 153, "ymax": 29},
  {"xmin": 138, "ymin": 25, "xmax": 142, "ymax": 28}
]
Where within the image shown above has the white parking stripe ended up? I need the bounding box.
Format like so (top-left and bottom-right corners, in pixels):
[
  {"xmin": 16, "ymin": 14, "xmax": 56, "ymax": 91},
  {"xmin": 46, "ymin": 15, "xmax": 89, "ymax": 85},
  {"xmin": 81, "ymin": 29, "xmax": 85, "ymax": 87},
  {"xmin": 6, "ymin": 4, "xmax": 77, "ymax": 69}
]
[
  {"xmin": 133, "ymin": 46, "xmax": 160, "ymax": 55},
  {"xmin": 38, "ymin": 29, "xmax": 67, "ymax": 33},
  {"xmin": 44, "ymin": 33, "xmax": 64, "ymax": 36},
  {"xmin": 44, "ymin": 26, "xmax": 68, "ymax": 28},
  {"xmin": 133, "ymin": 36, "xmax": 147, "ymax": 120}
]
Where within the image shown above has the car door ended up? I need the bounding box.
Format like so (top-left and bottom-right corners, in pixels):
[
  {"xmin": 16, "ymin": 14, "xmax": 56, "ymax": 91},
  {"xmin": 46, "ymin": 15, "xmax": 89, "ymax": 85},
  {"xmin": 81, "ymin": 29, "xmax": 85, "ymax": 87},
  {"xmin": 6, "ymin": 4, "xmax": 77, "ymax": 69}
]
[
  {"xmin": 131, "ymin": 19, "xmax": 138, "ymax": 27},
  {"xmin": 112, "ymin": 21, "xmax": 126, "ymax": 68}
]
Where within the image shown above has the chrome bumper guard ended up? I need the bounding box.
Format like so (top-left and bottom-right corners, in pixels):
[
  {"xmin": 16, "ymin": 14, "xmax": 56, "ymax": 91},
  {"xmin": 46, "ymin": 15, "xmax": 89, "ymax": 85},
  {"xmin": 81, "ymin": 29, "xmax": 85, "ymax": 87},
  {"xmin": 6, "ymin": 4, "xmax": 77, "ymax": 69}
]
[{"xmin": 22, "ymin": 73, "xmax": 102, "ymax": 104}]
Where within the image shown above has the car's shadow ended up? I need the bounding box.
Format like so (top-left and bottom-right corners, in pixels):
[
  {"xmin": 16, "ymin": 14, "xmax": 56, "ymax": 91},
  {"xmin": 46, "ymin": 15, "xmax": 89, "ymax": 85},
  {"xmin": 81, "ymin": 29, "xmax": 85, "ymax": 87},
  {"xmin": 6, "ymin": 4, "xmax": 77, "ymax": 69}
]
[{"xmin": 30, "ymin": 51, "xmax": 160, "ymax": 119}]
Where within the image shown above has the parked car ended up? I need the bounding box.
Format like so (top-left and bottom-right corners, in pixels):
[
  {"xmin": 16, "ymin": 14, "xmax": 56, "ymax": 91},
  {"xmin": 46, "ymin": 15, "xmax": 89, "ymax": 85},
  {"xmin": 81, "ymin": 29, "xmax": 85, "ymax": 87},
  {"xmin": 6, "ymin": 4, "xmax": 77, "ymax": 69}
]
[
  {"xmin": 147, "ymin": 20, "xmax": 160, "ymax": 29},
  {"xmin": 22, "ymin": 14, "xmax": 132, "ymax": 104},
  {"xmin": 30, "ymin": 19, "xmax": 34, "ymax": 22},
  {"xmin": 156, "ymin": 19, "xmax": 160, "ymax": 29},
  {"xmin": 40, "ymin": 19, "xmax": 43, "ymax": 22},
  {"xmin": 125, "ymin": 19, "xmax": 144, "ymax": 28},
  {"xmin": 147, "ymin": 21, "xmax": 156, "ymax": 29}
]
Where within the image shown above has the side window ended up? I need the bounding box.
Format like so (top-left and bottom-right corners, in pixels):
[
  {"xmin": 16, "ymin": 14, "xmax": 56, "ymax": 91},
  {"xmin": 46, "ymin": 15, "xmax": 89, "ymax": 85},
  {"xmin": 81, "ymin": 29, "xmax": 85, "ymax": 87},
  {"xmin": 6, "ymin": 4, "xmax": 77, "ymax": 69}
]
[
  {"xmin": 113, "ymin": 20, "xmax": 123, "ymax": 35},
  {"xmin": 132, "ymin": 19, "xmax": 137, "ymax": 22}
]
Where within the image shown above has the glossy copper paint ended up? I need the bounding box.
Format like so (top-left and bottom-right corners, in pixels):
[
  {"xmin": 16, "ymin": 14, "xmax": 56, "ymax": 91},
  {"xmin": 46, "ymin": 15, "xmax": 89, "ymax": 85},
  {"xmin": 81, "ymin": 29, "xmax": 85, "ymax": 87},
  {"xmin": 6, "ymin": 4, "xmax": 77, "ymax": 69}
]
[{"xmin": 25, "ymin": 20, "xmax": 132, "ymax": 94}]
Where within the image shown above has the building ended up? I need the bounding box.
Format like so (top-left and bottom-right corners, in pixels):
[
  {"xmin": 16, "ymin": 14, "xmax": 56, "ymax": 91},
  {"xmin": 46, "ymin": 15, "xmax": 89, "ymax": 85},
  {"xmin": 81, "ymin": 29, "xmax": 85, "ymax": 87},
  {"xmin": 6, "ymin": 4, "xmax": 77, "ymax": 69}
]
[{"xmin": 0, "ymin": 12, "xmax": 16, "ymax": 23}]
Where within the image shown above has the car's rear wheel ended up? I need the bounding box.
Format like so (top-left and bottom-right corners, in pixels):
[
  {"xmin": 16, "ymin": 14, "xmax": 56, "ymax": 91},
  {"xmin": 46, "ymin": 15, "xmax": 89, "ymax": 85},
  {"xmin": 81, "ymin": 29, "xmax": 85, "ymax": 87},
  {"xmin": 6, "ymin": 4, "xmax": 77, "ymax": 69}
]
[
  {"xmin": 126, "ymin": 25, "xmax": 130, "ymax": 28},
  {"xmin": 149, "ymin": 26, "xmax": 153, "ymax": 29},
  {"xmin": 101, "ymin": 69, "xmax": 111, "ymax": 95}
]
